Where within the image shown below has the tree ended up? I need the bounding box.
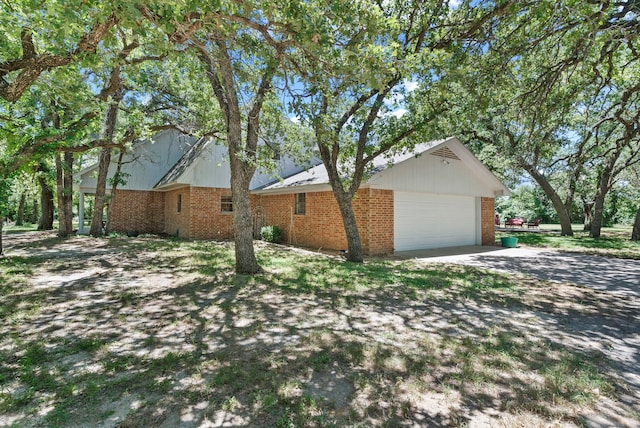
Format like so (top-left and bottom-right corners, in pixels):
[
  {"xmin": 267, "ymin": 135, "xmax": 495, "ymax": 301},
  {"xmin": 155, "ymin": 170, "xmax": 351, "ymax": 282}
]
[
  {"xmin": 290, "ymin": 0, "xmax": 514, "ymax": 261},
  {"xmin": 427, "ymin": 0, "xmax": 640, "ymax": 237},
  {"xmin": 0, "ymin": 176, "xmax": 11, "ymax": 256},
  {"xmin": 55, "ymin": 151, "xmax": 73, "ymax": 237},
  {"xmin": 0, "ymin": 2, "xmax": 117, "ymax": 102},
  {"xmin": 36, "ymin": 162, "xmax": 54, "ymax": 230},
  {"xmin": 141, "ymin": 1, "xmax": 326, "ymax": 273}
]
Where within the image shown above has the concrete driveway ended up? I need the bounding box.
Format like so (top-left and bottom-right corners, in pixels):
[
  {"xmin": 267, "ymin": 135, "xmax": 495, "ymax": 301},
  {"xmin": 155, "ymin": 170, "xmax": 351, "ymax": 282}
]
[{"xmin": 391, "ymin": 245, "xmax": 640, "ymax": 297}]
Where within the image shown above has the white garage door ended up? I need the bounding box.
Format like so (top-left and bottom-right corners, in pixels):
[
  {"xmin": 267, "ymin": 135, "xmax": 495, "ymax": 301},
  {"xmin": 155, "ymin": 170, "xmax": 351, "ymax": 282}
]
[{"xmin": 394, "ymin": 192, "xmax": 477, "ymax": 251}]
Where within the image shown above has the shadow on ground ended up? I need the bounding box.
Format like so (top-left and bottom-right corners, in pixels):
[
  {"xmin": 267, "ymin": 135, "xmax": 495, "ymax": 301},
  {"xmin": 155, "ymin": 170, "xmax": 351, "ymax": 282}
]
[{"xmin": 1, "ymin": 232, "xmax": 638, "ymax": 427}]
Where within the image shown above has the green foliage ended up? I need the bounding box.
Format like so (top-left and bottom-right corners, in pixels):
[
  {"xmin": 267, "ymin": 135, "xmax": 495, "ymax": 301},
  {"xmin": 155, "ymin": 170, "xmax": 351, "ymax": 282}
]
[
  {"xmin": 261, "ymin": 225, "xmax": 283, "ymax": 243},
  {"xmin": 496, "ymin": 185, "xmax": 556, "ymax": 222}
]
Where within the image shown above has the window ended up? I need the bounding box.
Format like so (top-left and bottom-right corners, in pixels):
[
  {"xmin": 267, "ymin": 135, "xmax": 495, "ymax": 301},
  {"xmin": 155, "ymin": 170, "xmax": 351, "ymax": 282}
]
[
  {"xmin": 221, "ymin": 195, "xmax": 233, "ymax": 213},
  {"xmin": 177, "ymin": 194, "xmax": 182, "ymax": 213},
  {"xmin": 295, "ymin": 193, "xmax": 306, "ymax": 215}
]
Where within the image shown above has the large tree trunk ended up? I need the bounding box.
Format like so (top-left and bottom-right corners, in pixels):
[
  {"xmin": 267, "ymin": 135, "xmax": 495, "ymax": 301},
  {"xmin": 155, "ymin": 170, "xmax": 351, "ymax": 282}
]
[
  {"xmin": 228, "ymin": 101, "xmax": 260, "ymax": 274},
  {"xmin": 90, "ymin": 95, "xmax": 121, "ymax": 237},
  {"xmin": 334, "ymin": 190, "xmax": 364, "ymax": 262},
  {"xmin": 55, "ymin": 152, "xmax": 74, "ymax": 237},
  {"xmin": 230, "ymin": 163, "xmax": 260, "ymax": 274},
  {"xmin": 196, "ymin": 43, "xmax": 274, "ymax": 274},
  {"xmin": 16, "ymin": 192, "xmax": 25, "ymax": 226},
  {"xmin": 632, "ymin": 207, "xmax": 640, "ymax": 241},
  {"xmin": 105, "ymin": 149, "xmax": 125, "ymax": 234},
  {"xmin": 522, "ymin": 164, "xmax": 573, "ymax": 236},
  {"xmin": 37, "ymin": 171, "xmax": 54, "ymax": 230},
  {"xmin": 90, "ymin": 147, "xmax": 111, "ymax": 236}
]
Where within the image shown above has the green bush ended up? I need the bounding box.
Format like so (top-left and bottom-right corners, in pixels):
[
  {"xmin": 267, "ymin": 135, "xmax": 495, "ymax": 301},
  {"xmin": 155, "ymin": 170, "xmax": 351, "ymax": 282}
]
[{"xmin": 261, "ymin": 225, "xmax": 282, "ymax": 243}]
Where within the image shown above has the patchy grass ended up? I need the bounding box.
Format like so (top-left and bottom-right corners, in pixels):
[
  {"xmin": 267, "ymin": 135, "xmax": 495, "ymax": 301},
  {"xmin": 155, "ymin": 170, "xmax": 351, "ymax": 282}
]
[
  {"xmin": 4, "ymin": 223, "xmax": 39, "ymax": 233},
  {"xmin": 0, "ymin": 232, "xmax": 635, "ymax": 427},
  {"xmin": 497, "ymin": 225, "xmax": 640, "ymax": 259}
]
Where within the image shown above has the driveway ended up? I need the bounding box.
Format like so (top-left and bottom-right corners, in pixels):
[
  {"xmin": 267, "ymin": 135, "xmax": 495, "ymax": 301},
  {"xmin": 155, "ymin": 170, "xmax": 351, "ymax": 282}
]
[
  {"xmin": 391, "ymin": 245, "xmax": 640, "ymax": 297},
  {"xmin": 391, "ymin": 245, "xmax": 640, "ymax": 425}
]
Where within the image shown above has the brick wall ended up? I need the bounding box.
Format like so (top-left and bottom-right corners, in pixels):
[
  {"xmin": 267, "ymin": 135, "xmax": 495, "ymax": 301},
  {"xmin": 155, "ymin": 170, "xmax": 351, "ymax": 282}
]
[
  {"xmin": 367, "ymin": 188, "xmax": 394, "ymax": 255},
  {"xmin": 256, "ymin": 188, "xmax": 394, "ymax": 255},
  {"xmin": 189, "ymin": 187, "xmax": 234, "ymax": 240},
  {"xmin": 164, "ymin": 188, "xmax": 191, "ymax": 238},
  {"xmin": 110, "ymin": 190, "xmax": 165, "ymax": 234},
  {"xmin": 481, "ymin": 197, "xmax": 496, "ymax": 245}
]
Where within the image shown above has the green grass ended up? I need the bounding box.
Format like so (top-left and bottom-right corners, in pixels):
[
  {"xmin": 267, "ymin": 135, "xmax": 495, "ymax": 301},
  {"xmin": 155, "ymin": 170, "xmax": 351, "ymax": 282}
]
[
  {"xmin": 497, "ymin": 225, "xmax": 640, "ymax": 259},
  {"xmin": 4, "ymin": 222, "xmax": 39, "ymax": 233},
  {"xmin": 0, "ymin": 233, "xmax": 628, "ymax": 427}
]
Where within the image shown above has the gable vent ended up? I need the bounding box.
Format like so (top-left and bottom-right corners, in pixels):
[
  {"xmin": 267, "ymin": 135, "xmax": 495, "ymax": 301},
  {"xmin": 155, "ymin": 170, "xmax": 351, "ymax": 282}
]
[{"xmin": 430, "ymin": 146, "xmax": 460, "ymax": 160}]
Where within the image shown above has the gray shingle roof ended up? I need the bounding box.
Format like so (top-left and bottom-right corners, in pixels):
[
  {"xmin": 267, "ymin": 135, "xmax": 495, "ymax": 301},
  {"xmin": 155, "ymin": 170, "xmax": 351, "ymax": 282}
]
[
  {"xmin": 154, "ymin": 137, "xmax": 210, "ymax": 189},
  {"xmin": 261, "ymin": 139, "xmax": 449, "ymax": 190}
]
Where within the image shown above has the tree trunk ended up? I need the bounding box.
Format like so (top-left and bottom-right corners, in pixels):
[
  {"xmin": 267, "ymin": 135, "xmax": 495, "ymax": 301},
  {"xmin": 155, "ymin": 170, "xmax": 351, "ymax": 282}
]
[
  {"xmin": 90, "ymin": 96, "xmax": 121, "ymax": 237},
  {"xmin": 63, "ymin": 152, "xmax": 73, "ymax": 234},
  {"xmin": 196, "ymin": 43, "xmax": 273, "ymax": 274},
  {"xmin": 16, "ymin": 193, "xmax": 25, "ymax": 226},
  {"xmin": 90, "ymin": 147, "xmax": 111, "ymax": 236},
  {"xmin": 632, "ymin": 207, "xmax": 640, "ymax": 241},
  {"xmin": 37, "ymin": 173, "xmax": 54, "ymax": 230},
  {"xmin": 105, "ymin": 149, "xmax": 124, "ymax": 235},
  {"xmin": 334, "ymin": 191, "xmax": 364, "ymax": 262},
  {"xmin": 590, "ymin": 193, "xmax": 606, "ymax": 238},
  {"xmin": 523, "ymin": 164, "xmax": 574, "ymax": 236},
  {"xmin": 583, "ymin": 200, "xmax": 593, "ymax": 231},
  {"xmin": 589, "ymin": 169, "xmax": 613, "ymax": 239},
  {"xmin": 55, "ymin": 153, "xmax": 67, "ymax": 236},
  {"xmin": 31, "ymin": 199, "xmax": 39, "ymax": 224},
  {"xmin": 55, "ymin": 152, "xmax": 74, "ymax": 237},
  {"xmin": 230, "ymin": 165, "xmax": 260, "ymax": 274},
  {"xmin": 228, "ymin": 111, "xmax": 261, "ymax": 274},
  {"xmin": 0, "ymin": 216, "xmax": 3, "ymax": 256}
]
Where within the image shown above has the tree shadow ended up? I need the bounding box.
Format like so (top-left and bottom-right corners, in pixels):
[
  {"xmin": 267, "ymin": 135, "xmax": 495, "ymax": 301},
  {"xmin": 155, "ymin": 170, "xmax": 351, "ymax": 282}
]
[{"xmin": 1, "ymin": 232, "xmax": 638, "ymax": 427}]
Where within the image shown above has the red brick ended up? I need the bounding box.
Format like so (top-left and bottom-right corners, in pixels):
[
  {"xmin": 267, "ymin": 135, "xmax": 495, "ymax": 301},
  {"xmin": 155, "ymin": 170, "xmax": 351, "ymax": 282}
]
[{"xmin": 481, "ymin": 197, "xmax": 496, "ymax": 245}]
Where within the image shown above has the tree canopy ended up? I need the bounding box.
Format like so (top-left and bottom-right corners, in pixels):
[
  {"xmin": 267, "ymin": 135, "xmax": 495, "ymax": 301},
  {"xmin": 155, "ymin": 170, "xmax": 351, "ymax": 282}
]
[{"xmin": 1, "ymin": 0, "xmax": 639, "ymax": 263}]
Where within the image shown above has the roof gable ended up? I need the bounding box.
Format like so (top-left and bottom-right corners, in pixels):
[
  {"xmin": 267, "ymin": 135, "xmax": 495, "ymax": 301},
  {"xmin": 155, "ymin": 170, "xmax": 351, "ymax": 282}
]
[
  {"xmin": 154, "ymin": 137, "xmax": 211, "ymax": 189},
  {"xmin": 257, "ymin": 137, "xmax": 510, "ymax": 197}
]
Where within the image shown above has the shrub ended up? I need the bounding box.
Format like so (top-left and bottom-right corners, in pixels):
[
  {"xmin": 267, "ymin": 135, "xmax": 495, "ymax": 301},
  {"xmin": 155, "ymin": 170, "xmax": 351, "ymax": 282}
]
[{"xmin": 261, "ymin": 225, "xmax": 282, "ymax": 243}]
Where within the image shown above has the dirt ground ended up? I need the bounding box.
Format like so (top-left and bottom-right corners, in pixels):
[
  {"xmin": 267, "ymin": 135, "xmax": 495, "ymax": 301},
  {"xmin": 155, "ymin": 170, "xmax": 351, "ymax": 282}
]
[{"xmin": 1, "ymin": 232, "xmax": 639, "ymax": 427}]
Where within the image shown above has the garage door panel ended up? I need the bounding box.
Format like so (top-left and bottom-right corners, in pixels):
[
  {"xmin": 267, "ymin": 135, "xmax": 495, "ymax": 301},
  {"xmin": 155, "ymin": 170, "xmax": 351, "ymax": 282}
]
[{"xmin": 394, "ymin": 192, "xmax": 476, "ymax": 251}]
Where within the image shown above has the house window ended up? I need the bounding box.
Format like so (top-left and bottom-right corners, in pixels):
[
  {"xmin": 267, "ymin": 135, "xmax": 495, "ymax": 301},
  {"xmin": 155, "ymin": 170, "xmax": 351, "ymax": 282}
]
[
  {"xmin": 177, "ymin": 194, "xmax": 182, "ymax": 213},
  {"xmin": 295, "ymin": 193, "xmax": 306, "ymax": 215},
  {"xmin": 221, "ymin": 195, "xmax": 233, "ymax": 213}
]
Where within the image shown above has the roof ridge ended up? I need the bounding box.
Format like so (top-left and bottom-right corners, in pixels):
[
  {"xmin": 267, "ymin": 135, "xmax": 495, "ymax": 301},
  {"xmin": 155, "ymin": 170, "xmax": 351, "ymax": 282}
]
[{"xmin": 154, "ymin": 136, "xmax": 210, "ymax": 189}]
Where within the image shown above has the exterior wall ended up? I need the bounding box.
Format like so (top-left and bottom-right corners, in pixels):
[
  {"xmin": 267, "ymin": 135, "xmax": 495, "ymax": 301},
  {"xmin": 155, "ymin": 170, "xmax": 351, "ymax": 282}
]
[
  {"xmin": 367, "ymin": 189, "xmax": 395, "ymax": 255},
  {"xmin": 110, "ymin": 189, "xmax": 165, "ymax": 234},
  {"xmin": 189, "ymin": 187, "xmax": 234, "ymax": 240},
  {"xmin": 109, "ymin": 130, "xmax": 195, "ymax": 191},
  {"xmin": 481, "ymin": 197, "xmax": 496, "ymax": 245},
  {"xmin": 256, "ymin": 188, "xmax": 394, "ymax": 256},
  {"xmin": 369, "ymin": 146, "xmax": 502, "ymax": 198},
  {"xmin": 164, "ymin": 188, "xmax": 191, "ymax": 238}
]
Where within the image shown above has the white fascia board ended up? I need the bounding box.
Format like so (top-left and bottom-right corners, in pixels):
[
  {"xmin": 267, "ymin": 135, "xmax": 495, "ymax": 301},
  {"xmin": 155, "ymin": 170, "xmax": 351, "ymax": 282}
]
[{"xmin": 252, "ymin": 183, "xmax": 335, "ymax": 195}]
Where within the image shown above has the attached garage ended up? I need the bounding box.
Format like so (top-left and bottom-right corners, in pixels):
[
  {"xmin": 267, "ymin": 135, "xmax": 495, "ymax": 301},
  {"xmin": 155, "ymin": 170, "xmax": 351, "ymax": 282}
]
[
  {"xmin": 394, "ymin": 191, "xmax": 478, "ymax": 251},
  {"xmin": 256, "ymin": 136, "xmax": 510, "ymax": 255}
]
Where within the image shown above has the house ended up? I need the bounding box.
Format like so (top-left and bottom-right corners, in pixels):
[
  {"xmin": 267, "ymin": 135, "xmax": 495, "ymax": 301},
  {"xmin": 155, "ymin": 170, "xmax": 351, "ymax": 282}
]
[
  {"xmin": 254, "ymin": 137, "xmax": 509, "ymax": 254},
  {"xmin": 74, "ymin": 129, "xmax": 311, "ymax": 238},
  {"xmin": 75, "ymin": 131, "xmax": 510, "ymax": 254}
]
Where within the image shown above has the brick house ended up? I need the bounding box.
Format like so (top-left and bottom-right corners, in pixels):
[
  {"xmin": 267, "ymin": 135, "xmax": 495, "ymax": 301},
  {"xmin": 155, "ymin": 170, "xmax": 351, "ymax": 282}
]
[{"xmin": 75, "ymin": 130, "xmax": 509, "ymax": 255}]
